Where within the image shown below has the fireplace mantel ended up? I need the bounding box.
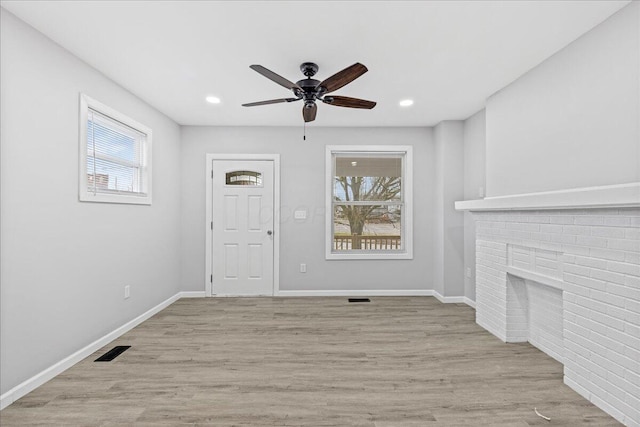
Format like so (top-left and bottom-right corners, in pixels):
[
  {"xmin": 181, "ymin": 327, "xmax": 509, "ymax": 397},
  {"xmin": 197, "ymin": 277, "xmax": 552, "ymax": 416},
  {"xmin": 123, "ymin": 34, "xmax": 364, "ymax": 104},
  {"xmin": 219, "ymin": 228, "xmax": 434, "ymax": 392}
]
[{"xmin": 455, "ymin": 182, "xmax": 639, "ymax": 212}]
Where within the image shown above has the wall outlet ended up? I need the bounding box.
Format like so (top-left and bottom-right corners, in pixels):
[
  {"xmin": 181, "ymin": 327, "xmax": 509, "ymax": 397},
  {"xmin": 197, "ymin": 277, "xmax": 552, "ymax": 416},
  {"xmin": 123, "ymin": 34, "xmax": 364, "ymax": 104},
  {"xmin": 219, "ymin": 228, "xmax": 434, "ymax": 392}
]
[
  {"xmin": 465, "ymin": 268, "xmax": 472, "ymax": 279},
  {"xmin": 124, "ymin": 285, "xmax": 130, "ymax": 299},
  {"xmin": 300, "ymin": 263, "xmax": 307, "ymax": 273}
]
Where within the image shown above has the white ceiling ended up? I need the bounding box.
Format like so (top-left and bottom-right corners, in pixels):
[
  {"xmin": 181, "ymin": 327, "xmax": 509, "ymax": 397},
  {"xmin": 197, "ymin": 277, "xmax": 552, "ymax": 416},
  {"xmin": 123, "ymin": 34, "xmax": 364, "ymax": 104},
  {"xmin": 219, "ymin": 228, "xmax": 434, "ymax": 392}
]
[{"xmin": 1, "ymin": 0, "xmax": 630, "ymax": 127}]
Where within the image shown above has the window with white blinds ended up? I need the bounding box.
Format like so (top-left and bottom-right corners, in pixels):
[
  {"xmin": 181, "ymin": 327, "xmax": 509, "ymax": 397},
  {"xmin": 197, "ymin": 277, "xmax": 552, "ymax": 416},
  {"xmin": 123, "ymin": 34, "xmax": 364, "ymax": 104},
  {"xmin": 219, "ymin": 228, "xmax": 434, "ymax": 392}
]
[{"xmin": 79, "ymin": 94, "xmax": 152, "ymax": 204}]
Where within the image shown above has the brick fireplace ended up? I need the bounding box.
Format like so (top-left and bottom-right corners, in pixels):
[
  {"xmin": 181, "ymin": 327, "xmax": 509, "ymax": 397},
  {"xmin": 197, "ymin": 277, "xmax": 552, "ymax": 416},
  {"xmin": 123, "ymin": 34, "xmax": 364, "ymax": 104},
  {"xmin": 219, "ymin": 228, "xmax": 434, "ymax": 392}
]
[{"xmin": 456, "ymin": 184, "xmax": 640, "ymax": 426}]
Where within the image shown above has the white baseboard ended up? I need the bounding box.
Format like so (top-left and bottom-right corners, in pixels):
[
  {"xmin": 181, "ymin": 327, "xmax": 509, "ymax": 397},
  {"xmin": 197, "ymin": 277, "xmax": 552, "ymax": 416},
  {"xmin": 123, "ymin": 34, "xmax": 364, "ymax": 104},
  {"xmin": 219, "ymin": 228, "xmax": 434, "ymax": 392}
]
[
  {"xmin": 463, "ymin": 297, "xmax": 476, "ymax": 309},
  {"xmin": 180, "ymin": 291, "xmax": 206, "ymax": 298},
  {"xmin": 0, "ymin": 292, "xmax": 182, "ymax": 410},
  {"xmin": 275, "ymin": 289, "xmax": 435, "ymax": 297}
]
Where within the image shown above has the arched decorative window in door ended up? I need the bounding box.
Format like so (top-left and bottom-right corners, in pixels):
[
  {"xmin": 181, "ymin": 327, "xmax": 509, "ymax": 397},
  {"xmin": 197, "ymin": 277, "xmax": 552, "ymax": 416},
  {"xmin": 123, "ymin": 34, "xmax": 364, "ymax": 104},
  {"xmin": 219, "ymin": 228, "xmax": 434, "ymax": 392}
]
[{"xmin": 225, "ymin": 170, "xmax": 263, "ymax": 186}]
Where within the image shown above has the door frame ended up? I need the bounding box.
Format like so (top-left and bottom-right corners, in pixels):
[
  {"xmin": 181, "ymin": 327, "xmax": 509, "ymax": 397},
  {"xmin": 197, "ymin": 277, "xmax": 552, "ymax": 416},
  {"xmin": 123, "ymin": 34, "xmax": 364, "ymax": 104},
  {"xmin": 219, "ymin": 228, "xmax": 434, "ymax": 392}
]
[{"xmin": 205, "ymin": 153, "xmax": 280, "ymax": 297}]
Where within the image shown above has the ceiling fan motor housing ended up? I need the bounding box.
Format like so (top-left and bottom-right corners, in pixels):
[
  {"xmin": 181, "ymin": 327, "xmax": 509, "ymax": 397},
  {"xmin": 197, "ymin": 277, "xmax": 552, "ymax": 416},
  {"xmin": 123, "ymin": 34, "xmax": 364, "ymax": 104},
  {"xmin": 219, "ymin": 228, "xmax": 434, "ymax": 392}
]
[{"xmin": 300, "ymin": 62, "xmax": 319, "ymax": 77}]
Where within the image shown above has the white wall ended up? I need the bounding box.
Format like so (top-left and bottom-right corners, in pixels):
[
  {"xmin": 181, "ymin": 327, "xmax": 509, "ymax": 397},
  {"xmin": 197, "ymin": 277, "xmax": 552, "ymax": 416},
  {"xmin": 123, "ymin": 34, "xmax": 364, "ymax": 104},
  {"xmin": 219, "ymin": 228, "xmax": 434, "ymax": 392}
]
[
  {"xmin": 180, "ymin": 126, "xmax": 435, "ymax": 293},
  {"xmin": 433, "ymin": 121, "xmax": 465, "ymax": 297},
  {"xmin": 463, "ymin": 109, "xmax": 486, "ymax": 301},
  {"xmin": 0, "ymin": 9, "xmax": 182, "ymax": 396},
  {"xmin": 485, "ymin": 1, "xmax": 640, "ymax": 197}
]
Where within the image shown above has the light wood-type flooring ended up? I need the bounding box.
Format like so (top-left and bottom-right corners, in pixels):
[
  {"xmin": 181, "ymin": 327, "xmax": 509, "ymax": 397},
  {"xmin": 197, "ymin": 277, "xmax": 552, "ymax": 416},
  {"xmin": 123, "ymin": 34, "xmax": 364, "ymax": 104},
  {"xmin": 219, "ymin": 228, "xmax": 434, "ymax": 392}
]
[{"xmin": 1, "ymin": 297, "xmax": 621, "ymax": 426}]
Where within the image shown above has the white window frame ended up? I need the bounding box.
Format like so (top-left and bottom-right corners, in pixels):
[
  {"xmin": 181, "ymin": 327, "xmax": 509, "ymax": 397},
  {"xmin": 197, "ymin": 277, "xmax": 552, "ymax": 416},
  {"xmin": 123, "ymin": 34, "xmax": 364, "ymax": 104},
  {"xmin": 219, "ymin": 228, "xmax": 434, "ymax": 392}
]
[
  {"xmin": 325, "ymin": 145, "xmax": 413, "ymax": 260},
  {"xmin": 79, "ymin": 93, "xmax": 152, "ymax": 205}
]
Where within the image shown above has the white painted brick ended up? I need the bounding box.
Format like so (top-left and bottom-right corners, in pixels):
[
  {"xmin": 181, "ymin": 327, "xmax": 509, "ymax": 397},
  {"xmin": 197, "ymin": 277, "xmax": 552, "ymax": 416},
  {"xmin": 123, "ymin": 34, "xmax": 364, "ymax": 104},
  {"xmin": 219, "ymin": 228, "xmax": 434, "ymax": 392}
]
[
  {"xmin": 625, "ymin": 228, "xmax": 640, "ymax": 240},
  {"xmin": 607, "ymin": 349, "xmax": 640, "ymax": 372},
  {"xmin": 564, "ymin": 263, "xmax": 591, "ymax": 277},
  {"xmin": 590, "ymin": 352, "xmax": 624, "ymax": 378},
  {"xmin": 549, "ymin": 215, "xmax": 574, "ymax": 225},
  {"xmin": 608, "ymin": 238, "xmax": 640, "ymax": 252},
  {"xmin": 590, "ymin": 247, "xmax": 627, "ymax": 262},
  {"xmin": 574, "ymin": 255, "xmax": 608, "ymax": 269},
  {"xmin": 626, "ymin": 252, "xmax": 640, "ymax": 264},
  {"xmin": 564, "ymin": 282, "xmax": 594, "ymax": 297},
  {"xmin": 590, "ymin": 289, "xmax": 626, "ymax": 308},
  {"xmin": 564, "ymin": 225, "xmax": 592, "ymax": 235},
  {"xmin": 603, "ymin": 216, "xmax": 632, "ymax": 227},
  {"xmin": 591, "ymin": 226, "xmax": 626, "ymax": 238},
  {"xmin": 564, "ymin": 273, "xmax": 607, "ymax": 291},
  {"xmin": 625, "ymin": 368, "xmax": 640, "ymax": 388},
  {"xmin": 576, "ymin": 235, "xmax": 608, "ymax": 248},
  {"xmin": 607, "ymin": 261, "xmax": 640, "ymax": 276},
  {"xmin": 624, "ymin": 275, "xmax": 640, "ymax": 288},
  {"xmin": 474, "ymin": 209, "xmax": 640, "ymax": 426},
  {"xmin": 591, "ymin": 269, "xmax": 627, "ymax": 285},
  {"xmin": 541, "ymin": 224, "xmax": 564, "ymax": 234},
  {"xmin": 625, "ymin": 297, "xmax": 640, "ymax": 313},
  {"xmin": 574, "ymin": 215, "xmax": 605, "ymax": 226},
  {"xmin": 607, "ymin": 283, "xmax": 640, "ymax": 301},
  {"xmin": 626, "ymin": 322, "xmax": 640, "ymax": 340},
  {"xmin": 562, "ymin": 244, "xmax": 590, "ymax": 256}
]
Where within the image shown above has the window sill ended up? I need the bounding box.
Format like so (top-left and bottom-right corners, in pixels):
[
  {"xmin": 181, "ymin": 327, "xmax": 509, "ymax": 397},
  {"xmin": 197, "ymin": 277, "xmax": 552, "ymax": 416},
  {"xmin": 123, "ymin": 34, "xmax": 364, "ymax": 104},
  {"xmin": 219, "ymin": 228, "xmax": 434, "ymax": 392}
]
[
  {"xmin": 326, "ymin": 251, "xmax": 413, "ymax": 261},
  {"xmin": 79, "ymin": 192, "xmax": 152, "ymax": 205}
]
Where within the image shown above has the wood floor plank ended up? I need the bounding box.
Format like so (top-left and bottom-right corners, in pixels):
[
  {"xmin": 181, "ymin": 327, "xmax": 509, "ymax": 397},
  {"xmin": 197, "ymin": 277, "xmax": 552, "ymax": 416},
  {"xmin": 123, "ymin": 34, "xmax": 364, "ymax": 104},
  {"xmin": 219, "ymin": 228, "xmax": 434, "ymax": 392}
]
[{"xmin": 0, "ymin": 297, "xmax": 621, "ymax": 426}]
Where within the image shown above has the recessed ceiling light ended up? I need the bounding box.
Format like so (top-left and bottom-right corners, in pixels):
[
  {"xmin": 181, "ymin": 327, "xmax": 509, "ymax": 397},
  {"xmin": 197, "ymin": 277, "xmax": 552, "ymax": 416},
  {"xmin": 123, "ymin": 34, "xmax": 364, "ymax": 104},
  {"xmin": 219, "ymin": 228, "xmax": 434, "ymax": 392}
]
[
  {"xmin": 351, "ymin": 161, "xmax": 358, "ymax": 166},
  {"xmin": 206, "ymin": 96, "xmax": 221, "ymax": 104},
  {"xmin": 399, "ymin": 99, "xmax": 414, "ymax": 107}
]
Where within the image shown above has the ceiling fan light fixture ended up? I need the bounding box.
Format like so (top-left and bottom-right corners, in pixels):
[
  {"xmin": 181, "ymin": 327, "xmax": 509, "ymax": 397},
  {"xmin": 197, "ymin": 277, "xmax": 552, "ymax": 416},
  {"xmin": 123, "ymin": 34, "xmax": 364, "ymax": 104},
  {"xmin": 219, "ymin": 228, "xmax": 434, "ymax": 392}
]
[
  {"xmin": 206, "ymin": 96, "xmax": 221, "ymax": 104},
  {"xmin": 399, "ymin": 99, "xmax": 414, "ymax": 107}
]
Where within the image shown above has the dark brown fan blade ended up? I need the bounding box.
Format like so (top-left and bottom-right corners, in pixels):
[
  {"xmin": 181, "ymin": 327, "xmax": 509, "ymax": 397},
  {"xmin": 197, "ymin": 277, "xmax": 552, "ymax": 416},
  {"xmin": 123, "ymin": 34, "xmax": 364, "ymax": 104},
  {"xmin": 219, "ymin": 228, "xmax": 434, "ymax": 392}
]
[
  {"xmin": 317, "ymin": 63, "xmax": 368, "ymax": 94},
  {"xmin": 303, "ymin": 103, "xmax": 317, "ymax": 122},
  {"xmin": 323, "ymin": 96, "xmax": 376, "ymax": 109},
  {"xmin": 250, "ymin": 65, "xmax": 302, "ymax": 91},
  {"xmin": 242, "ymin": 98, "xmax": 300, "ymax": 107}
]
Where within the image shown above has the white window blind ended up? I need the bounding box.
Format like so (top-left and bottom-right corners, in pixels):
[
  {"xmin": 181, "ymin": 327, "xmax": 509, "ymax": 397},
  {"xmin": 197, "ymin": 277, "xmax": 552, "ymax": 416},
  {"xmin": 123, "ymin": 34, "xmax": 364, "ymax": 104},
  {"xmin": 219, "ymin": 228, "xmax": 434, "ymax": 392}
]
[
  {"xmin": 86, "ymin": 108, "xmax": 147, "ymax": 196},
  {"xmin": 79, "ymin": 93, "xmax": 152, "ymax": 205}
]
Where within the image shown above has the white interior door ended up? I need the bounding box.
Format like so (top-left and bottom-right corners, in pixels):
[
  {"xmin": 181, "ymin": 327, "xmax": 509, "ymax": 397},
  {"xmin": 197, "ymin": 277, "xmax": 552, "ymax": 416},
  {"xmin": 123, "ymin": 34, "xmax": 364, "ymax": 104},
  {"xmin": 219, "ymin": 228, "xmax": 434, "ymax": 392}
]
[{"xmin": 212, "ymin": 160, "xmax": 274, "ymax": 296}]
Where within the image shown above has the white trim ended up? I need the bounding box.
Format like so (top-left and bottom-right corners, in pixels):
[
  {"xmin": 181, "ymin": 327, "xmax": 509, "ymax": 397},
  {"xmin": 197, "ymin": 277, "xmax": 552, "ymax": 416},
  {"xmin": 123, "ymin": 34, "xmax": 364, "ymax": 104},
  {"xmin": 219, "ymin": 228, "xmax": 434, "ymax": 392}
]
[
  {"xmin": 455, "ymin": 182, "xmax": 640, "ymax": 211},
  {"xmin": 433, "ymin": 292, "xmax": 466, "ymax": 304},
  {"xmin": 180, "ymin": 291, "xmax": 206, "ymax": 298},
  {"xmin": 78, "ymin": 93, "xmax": 153, "ymax": 205},
  {"xmin": 205, "ymin": 154, "xmax": 280, "ymax": 297},
  {"xmin": 506, "ymin": 267, "xmax": 564, "ymax": 291},
  {"xmin": 325, "ymin": 145, "xmax": 414, "ymax": 260},
  {"xmin": 276, "ymin": 289, "xmax": 434, "ymax": 297},
  {"xmin": 0, "ymin": 292, "xmax": 183, "ymax": 410}
]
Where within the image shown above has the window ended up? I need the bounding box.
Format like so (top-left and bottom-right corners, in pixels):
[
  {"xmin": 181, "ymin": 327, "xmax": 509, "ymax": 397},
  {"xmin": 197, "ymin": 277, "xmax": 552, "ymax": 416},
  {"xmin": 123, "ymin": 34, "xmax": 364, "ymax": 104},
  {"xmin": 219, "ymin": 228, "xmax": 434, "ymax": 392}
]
[
  {"xmin": 326, "ymin": 146, "xmax": 413, "ymax": 260},
  {"xmin": 79, "ymin": 94, "xmax": 152, "ymax": 204},
  {"xmin": 226, "ymin": 170, "xmax": 263, "ymax": 186}
]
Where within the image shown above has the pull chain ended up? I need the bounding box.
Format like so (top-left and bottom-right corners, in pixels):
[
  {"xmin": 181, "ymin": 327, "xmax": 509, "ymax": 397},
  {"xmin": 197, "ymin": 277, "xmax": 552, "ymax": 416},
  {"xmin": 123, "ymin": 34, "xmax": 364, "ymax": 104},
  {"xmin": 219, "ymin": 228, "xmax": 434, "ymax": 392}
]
[{"xmin": 303, "ymin": 121, "xmax": 306, "ymax": 141}]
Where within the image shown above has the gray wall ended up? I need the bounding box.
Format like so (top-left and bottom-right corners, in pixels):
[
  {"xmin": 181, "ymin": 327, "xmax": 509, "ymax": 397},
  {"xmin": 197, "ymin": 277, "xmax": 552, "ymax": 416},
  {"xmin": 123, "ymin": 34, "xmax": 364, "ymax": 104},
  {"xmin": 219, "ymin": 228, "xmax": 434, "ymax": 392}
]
[
  {"xmin": 0, "ymin": 10, "xmax": 182, "ymax": 395},
  {"xmin": 180, "ymin": 126, "xmax": 435, "ymax": 293},
  {"xmin": 485, "ymin": 1, "xmax": 639, "ymax": 197},
  {"xmin": 462, "ymin": 109, "xmax": 486, "ymax": 302},
  {"xmin": 433, "ymin": 122, "xmax": 465, "ymax": 297}
]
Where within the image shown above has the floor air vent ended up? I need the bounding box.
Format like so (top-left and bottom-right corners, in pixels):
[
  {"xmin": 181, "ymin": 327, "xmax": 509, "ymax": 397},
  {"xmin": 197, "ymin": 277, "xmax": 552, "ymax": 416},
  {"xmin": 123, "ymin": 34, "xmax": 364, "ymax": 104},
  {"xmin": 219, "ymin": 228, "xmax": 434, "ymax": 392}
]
[
  {"xmin": 95, "ymin": 345, "xmax": 130, "ymax": 362},
  {"xmin": 348, "ymin": 298, "xmax": 371, "ymax": 303}
]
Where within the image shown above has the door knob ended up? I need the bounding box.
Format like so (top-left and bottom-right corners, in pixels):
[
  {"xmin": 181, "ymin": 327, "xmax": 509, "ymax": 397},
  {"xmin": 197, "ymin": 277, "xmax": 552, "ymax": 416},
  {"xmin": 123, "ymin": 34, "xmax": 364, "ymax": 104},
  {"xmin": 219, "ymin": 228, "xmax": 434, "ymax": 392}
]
[{"xmin": 267, "ymin": 230, "xmax": 273, "ymax": 236}]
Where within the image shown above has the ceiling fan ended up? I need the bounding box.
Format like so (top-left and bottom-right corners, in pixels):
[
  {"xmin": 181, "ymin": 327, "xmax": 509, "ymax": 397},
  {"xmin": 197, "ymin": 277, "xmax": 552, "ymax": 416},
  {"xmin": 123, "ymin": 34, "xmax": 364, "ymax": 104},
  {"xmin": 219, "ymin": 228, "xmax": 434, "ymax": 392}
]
[{"xmin": 242, "ymin": 62, "xmax": 376, "ymax": 123}]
